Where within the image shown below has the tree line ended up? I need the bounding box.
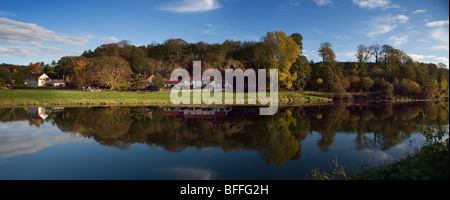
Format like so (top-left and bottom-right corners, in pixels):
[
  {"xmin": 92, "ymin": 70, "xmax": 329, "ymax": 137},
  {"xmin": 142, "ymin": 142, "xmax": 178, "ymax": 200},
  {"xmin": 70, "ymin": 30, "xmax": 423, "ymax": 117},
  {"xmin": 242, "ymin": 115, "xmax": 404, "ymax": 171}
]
[{"xmin": 1, "ymin": 30, "xmax": 448, "ymax": 99}]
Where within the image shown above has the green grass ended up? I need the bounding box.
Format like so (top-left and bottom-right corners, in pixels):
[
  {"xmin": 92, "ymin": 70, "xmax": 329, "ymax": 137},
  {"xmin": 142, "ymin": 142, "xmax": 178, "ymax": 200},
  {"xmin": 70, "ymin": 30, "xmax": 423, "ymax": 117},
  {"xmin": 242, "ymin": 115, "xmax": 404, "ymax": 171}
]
[{"xmin": 0, "ymin": 89, "xmax": 332, "ymax": 107}]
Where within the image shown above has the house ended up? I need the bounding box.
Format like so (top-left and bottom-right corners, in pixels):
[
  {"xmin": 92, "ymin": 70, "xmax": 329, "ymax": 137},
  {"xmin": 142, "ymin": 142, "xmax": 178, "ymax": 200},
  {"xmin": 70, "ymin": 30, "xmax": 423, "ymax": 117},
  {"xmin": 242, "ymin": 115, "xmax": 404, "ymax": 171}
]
[
  {"xmin": 163, "ymin": 76, "xmax": 230, "ymax": 89},
  {"xmin": 8, "ymin": 79, "xmax": 15, "ymax": 85},
  {"xmin": 164, "ymin": 78, "xmax": 181, "ymax": 88},
  {"xmin": 26, "ymin": 73, "xmax": 50, "ymax": 87},
  {"xmin": 50, "ymin": 79, "xmax": 66, "ymax": 87}
]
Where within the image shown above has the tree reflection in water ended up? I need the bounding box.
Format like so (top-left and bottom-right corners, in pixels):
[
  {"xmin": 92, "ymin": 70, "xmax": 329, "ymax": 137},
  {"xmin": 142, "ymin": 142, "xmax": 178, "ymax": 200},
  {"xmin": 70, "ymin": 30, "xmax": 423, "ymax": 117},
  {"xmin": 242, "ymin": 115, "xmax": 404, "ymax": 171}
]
[{"xmin": 0, "ymin": 102, "xmax": 448, "ymax": 165}]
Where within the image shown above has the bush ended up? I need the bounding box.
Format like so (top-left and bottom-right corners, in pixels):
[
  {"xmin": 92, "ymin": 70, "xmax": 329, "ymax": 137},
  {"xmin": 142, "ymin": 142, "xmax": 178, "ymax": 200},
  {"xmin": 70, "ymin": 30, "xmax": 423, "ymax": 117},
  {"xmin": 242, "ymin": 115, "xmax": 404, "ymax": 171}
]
[
  {"xmin": 373, "ymin": 78, "xmax": 393, "ymax": 99},
  {"xmin": 360, "ymin": 77, "xmax": 374, "ymax": 92},
  {"xmin": 394, "ymin": 78, "xmax": 421, "ymax": 97}
]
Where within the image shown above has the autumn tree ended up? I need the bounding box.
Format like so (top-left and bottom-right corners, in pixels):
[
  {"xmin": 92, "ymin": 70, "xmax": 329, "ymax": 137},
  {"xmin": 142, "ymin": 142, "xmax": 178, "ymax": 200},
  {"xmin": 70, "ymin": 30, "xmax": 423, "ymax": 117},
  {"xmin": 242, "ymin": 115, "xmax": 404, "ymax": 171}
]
[
  {"xmin": 291, "ymin": 55, "xmax": 311, "ymax": 91},
  {"xmin": 260, "ymin": 31, "xmax": 300, "ymax": 89},
  {"xmin": 360, "ymin": 77, "xmax": 374, "ymax": 92},
  {"xmin": 372, "ymin": 78, "xmax": 393, "ymax": 99},
  {"xmin": 318, "ymin": 42, "xmax": 336, "ymax": 64},
  {"xmin": 27, "ymin": 62, "xmax": 44, "ymax": 75},
  {"xmin": 92, "ymin": 56, "xmax": 134, "ymax": 90},
  {"xmin": 394, "ymin": 79, "xmax": 421, "ymax": 96},
  {"xmin": 69, "ymin": 57, "xmax": 92, "ymax": 88}
]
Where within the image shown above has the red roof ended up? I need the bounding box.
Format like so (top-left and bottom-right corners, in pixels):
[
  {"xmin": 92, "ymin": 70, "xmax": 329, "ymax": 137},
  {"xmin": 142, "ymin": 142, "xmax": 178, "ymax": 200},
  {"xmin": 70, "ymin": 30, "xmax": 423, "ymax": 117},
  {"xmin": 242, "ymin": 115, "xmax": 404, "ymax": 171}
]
[
  {"xmin": 164, "ymin": 76, "xmax": 227, "ymax": 84},
  {"xmin": 164, "ymin": 78, "xmax": 181, "ymax": 84}
]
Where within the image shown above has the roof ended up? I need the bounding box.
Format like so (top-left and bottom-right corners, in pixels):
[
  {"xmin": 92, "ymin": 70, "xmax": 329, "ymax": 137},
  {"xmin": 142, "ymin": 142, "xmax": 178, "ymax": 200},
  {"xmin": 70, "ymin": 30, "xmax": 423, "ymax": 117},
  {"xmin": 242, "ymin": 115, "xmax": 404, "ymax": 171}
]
[
  {"xmin": 163, "ymin": 76, "xmax": 227, "ymax": 84},
  {"xmin": 28, "ymin": 73, "xmax": 48, "ymax": 80},
  {"xmin": 164, "ymin": 78, "xmax": 181, "ymax": 84}
]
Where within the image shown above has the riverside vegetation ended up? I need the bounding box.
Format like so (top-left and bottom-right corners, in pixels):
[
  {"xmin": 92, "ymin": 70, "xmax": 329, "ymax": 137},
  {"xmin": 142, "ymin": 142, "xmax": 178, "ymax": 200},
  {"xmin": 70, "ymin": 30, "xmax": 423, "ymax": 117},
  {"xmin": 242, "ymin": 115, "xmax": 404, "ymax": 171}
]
[{"xmin": 308, "ymin": 127, "xmax": 449, "ymax": 180}]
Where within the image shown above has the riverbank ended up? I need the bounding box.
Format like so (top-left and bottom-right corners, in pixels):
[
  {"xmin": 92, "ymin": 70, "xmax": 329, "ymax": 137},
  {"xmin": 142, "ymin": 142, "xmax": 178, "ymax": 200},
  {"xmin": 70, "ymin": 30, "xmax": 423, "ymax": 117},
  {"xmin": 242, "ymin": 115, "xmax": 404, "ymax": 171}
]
[
  {"xmin": 303, "ymin": 91, "xmax": 449, "ymax": 102},
  {"xmin": 308, "ymin": 128, "xmax": 449, "ymax": 180},
  {"xmin": 0, "ymin": 89, "xmax": 333, "ymax": 107},
  {"xmin": 356, "ymin": 128, "xmax": 449, "ymax": 180}
]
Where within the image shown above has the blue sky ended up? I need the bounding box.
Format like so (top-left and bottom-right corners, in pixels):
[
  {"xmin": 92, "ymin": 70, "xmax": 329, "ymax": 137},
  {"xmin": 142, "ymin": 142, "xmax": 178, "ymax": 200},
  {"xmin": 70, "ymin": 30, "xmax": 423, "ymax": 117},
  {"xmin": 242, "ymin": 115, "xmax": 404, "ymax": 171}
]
[{"xmin": 1, "ymin": 0, "xmax": 449, "ymax": 66}]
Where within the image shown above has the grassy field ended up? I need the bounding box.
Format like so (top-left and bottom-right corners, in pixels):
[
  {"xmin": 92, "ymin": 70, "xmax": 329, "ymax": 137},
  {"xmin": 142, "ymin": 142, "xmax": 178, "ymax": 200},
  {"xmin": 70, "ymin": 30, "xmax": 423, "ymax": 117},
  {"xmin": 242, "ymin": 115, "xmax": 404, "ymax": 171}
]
[{"xmin": 0, "ymin": 89, "xmax": 332, "ymax": 107}]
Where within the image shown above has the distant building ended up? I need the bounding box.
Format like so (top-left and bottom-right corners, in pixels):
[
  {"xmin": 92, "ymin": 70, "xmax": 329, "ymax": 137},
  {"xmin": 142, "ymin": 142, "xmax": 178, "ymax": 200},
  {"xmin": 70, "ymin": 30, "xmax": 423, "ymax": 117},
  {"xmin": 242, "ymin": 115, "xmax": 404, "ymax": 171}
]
[
  {"xmin": 8, "ymin": 79, "xmax": 16, "ymax": 85},
  {"xmin": 50, "ymin": 79, "xmax": 66, "ymax": 87},
  {"xmin": 164, "ymin": 78, "xmax": 181, "ymax": 88},
  {"xmin": 163, "ymin": 76, "xmax": 230, "ymax": 89},
  {"xmin": 26, "ymin": 73, "xmax": 50, "ymax": 87}
]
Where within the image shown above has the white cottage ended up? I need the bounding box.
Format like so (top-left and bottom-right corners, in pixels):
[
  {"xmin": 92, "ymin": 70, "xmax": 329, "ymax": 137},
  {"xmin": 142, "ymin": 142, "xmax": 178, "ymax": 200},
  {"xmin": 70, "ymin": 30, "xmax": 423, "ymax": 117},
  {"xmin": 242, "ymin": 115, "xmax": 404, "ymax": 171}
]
[{"xmin": 26, "ymin": 73, "xmax": 51, "ymax": 87}]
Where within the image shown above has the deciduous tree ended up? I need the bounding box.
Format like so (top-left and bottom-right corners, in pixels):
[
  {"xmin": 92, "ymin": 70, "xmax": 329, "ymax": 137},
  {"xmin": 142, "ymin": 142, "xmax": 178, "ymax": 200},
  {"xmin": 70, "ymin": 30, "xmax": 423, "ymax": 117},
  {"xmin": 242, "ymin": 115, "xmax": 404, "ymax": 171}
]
[
  {"xmin": 261, "ymin": 31, "xmax": 300, "ymax": 89},
  {"xmin": 355, "ymin": 45, "xmax": 371, "ymax": 65},
  {"xmin": 93, "ymin": 56, "xmax": 134, "ymax": 90},
  {"xmin": 318, "ymin": 42, "xmax": 336, "ymax": 64}
]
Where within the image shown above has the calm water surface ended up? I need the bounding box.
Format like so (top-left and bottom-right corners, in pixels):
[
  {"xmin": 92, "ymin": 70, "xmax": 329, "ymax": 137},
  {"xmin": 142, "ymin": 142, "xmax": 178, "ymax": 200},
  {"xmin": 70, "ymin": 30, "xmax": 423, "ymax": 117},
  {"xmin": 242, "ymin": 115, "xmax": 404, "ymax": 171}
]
[{"xmin": 0, "ymin": 102, "xmax": 448, "ymax": 180}]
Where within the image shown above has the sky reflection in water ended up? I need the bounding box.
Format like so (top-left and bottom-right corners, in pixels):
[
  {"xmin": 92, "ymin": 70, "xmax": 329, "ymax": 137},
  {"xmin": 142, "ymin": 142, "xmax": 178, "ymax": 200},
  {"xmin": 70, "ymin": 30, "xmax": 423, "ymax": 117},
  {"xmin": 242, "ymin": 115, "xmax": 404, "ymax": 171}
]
[{"xmin": 0, "ymin": 102, "xmax": 448, "ymax": 180}]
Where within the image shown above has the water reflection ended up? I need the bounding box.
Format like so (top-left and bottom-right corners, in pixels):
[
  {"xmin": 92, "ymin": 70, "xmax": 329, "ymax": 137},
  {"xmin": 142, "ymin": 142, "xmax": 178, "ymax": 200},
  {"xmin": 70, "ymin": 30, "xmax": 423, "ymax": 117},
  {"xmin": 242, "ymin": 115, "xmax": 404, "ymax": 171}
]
[
  {"xmin": 0, "ymin": 121, "xmax": 89, "ymax": 158},
  {"xmin": 0, "ymin": 102, "xmax": 448, "ymax": 165}
]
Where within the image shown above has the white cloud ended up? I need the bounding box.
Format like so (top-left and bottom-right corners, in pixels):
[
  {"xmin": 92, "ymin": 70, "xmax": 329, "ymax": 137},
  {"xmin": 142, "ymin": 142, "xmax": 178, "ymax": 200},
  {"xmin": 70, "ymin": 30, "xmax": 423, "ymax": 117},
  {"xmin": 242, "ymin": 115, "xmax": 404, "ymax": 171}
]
[
  {"xmin": 202, "ymin": 24, "xmax": 220, "ymax": 35},
  {"xmin": 0, "ymin": 18, "xmax": 114, "ymax": 60},
  {"xmin": 426, "ymin": 20, "xmax": 449, "ymax": 27},
  {"xmin": 313, "ymin": 0, "xmax": 332, "ymax": 6},
  {"xmin": 0, "ymin": 45, "xmax": 63, "ymax": 57},
  {"xmin": 409, "ymin": 54, "xmax": 449, "ymax": 67},
  {"xmin": 395, "ymin": 15, "xmax": 409, "ymax": 24},
  {"xmin": 159, "ymin": 0, "xmax": 220, "ymax": 13},
  {"xmin": 100, "ymin": 36, "xmax": 119, "ymax": 42},
  {"xmin": 367, "ymin": 24, "xmax": 397, "ymax": 37},
  {"xmin": 389, "ymin": 35, "xmax": 408, "ymax": 46},
  {"xmin": 431, "ymin": 45, "xmax": 449, "ymax": 51},
  {"xmin": 430, "ymin": 26, "xmax": 449, "ymax": 42},
  {"xmin": 424, "ymin": 19, "xmax": 449, "ymax": 47},
  {"xmin": 412, "ymin": 9, "xmax": 426, "ymax": 14},
  {"xmin": 352, "ymin": 0, "xmax": 398, "ymax": 9},
  {"xmin": 366, "ymin": 14, "xmax": 409, "ymax": 37},
  {"xmin": 203, "ymin": 29, "xmax": 219, "ymax": 35},
  {"xmin": 0, "ymin": 17, "xmax": 94, "ymax": 47},
  {"xmin": 338, "ymin": 52, "xmax": 357, "ymax": 59},
  {"xmin": 0, "ymin": 45, "xmax": 83, "ymax": 58}
]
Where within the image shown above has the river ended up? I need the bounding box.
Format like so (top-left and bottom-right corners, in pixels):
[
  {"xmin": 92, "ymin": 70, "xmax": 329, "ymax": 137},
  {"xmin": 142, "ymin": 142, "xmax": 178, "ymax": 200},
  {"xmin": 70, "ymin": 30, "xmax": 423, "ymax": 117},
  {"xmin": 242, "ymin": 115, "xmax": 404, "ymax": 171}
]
[{"xmin": 0, "ymin": 102, "xmax": 448, "ymax": 179}]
